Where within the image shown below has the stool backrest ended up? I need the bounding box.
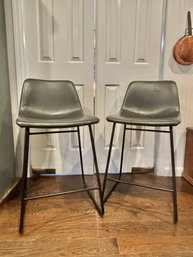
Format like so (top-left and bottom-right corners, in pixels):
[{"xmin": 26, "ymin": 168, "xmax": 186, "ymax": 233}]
[
  {"xmin": 121, "ymin": 81, "xmax": 180, "ymax": 116},
  {"xmin": 19, "ymin": 79, "xmax": 82, "ymax": 116}
]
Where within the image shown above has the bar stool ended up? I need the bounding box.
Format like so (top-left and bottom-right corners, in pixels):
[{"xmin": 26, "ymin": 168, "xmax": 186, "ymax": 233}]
[
  {"xmin": 102, "ymin": 81, "xmax": 181, "ymax": 223},
  {"xmin": 16, "ymin": 79, "xmax": 103, "ymax": 233}
]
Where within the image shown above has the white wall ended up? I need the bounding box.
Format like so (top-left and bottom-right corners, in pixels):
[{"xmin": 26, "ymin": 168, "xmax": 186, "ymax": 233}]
[
  {"xmin": 155, "ymin": 0, "xmax": 193, "ymax": 176},
  {"xmin": 6, "ymin": 0, "xmax": 193, "ymax": 177}
]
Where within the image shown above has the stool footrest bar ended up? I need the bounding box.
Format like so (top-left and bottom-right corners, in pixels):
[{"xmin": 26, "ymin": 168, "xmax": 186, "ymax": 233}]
[
  {"xmin": 107, "ymin": 177, "xmax": 173, "ymax": 192},
  {"xmin": 24, "ymin": 187, "xmax": 99, "ymax": 201}
]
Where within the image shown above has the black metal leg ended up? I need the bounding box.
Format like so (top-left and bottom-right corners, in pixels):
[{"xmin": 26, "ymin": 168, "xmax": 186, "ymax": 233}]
[
  {"xmin": 19, "ymin": 127, "xmax": 30, "ymax": 234},
  {"xmin": 169, "ymin": 126, "xmax": 178, "ymax": 223},
  {"xmin": 103, "ymin": 123, "xmax": 127, "ymax": 203},
  {"xmin": 77, "ymin": 127, "xmax": 86, "ymax": 186},
  {"xmin": 102, "ymin": 123, "xmax": 116, "ymax": 202},
  {"xmin": 118, "ymin": 124, "xmax": 127, "ymax": 178},
  {"xmin": 78, "ymin": 126, "xmax": 103, "ymax": 213},
  {"xmin": 88, "ymin": 124, "xmax": 104, "ymax": 215}
]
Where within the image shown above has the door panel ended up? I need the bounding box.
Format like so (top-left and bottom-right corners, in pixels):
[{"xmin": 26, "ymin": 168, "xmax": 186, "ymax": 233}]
[
  {"xmin": 14, "ymin": 0, "xmax": 164, "ymax": 175},
  {"xmin": 95, "ymin": 0, "xmax": 164, "ymax": 172},
  {"xmin": 21, "ymin": 0, "xmax": 95, "ymax": 174}
]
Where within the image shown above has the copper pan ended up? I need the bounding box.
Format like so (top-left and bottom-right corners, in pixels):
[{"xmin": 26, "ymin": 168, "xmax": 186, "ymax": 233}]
[{"xmin": 173, "ymin": 11, "xmax": 193, "ymax": 65}]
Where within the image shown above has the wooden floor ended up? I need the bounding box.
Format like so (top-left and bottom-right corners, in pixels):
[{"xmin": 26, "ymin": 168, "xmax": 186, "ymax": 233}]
[{"xmin": 1, "ymin": 174, "xmax": 193, "ymax": 257}]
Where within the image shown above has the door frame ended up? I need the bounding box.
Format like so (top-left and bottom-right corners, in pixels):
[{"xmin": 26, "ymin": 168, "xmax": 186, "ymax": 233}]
[{"xmin": 4, "ymin": 0, "xmax": 25, "ymax": 176}]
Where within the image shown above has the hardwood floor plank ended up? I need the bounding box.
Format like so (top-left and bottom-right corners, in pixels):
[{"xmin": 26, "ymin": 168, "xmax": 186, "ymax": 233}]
[
  {"xmin": 1, "ymin": 175, "xmax": 193, "ymax": 256},
  {"xmin": 117, "ymin": 235, "xmax": 193, "ymax": 256},
  {"xmin": 0, "ymin": 238, "xmax": 118, "ymax": 257}
]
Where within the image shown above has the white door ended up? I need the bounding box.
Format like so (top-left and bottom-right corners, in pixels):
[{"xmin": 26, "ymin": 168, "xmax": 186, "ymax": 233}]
[
  {"xmin": 14, "ymin": 0, "xmax": 95, "ymax": 174},
  {"xmin": 95, "ymin": 0, "xmax": 164, "ymax": 172},
  {"xmin": 13, "ymin": 0, "xmax": 164, "ymax": 175}
]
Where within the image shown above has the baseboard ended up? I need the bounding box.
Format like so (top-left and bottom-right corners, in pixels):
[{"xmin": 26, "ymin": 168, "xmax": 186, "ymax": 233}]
[
  {"xmin": 182, "ymin": 172, "xmax": 193, "ymax": 186},
  {"xmin": 0, "ymin": 178, "xmax": 21, "ymax": 206},
  {"xmin": 131, "ymin": 167, "xmax": 154, "ymax": 174}
]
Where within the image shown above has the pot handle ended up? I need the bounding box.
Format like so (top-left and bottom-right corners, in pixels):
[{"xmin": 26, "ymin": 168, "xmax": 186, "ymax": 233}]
[{"xmin": 187, "ymin": 11, "xmax": 192, "ymax": 35}]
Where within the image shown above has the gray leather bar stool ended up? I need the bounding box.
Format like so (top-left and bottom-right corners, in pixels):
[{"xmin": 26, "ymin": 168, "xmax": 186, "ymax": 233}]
[
  {"xmin": 102, "ymin": 81, "xmax": 181, "ymax": 223},
  {"xmin": 16, "ymin": 79, "xmax": 103, "ymax": 233}
]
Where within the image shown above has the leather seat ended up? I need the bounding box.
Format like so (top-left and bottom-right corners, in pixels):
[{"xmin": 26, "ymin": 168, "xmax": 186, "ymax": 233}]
[
  {"xmin": 106, "ymin": 81, "xmax": 180, "ymax": 126},
  {"xmin": 17, "ymin": 79, "xmax": 99, "ymax": 128}
]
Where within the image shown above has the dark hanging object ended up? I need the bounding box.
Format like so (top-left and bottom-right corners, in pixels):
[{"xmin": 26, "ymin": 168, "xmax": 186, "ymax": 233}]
[{"xmin": 173, "ymin": 11, "xmax": 193, "ymax": 65}]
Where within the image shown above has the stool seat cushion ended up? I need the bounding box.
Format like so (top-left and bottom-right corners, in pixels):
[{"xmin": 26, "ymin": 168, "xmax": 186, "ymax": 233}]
[
  {"xmin": 16, "ymin": 79, "xmax": 99, "ymax": 128},
  {"xmin": 17, "ymin": 110, "xmax": 99, "ymax": 128},
  {"xmin": 17, "ymin": 111, "xmax": 99, "ymax": 128},
  {"xmin": 107, "ymin": 109, "xmax": 180, "ymax": 126}
]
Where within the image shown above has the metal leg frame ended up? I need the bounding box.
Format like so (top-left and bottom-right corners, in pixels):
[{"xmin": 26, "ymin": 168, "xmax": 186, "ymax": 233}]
[
  {"xmin": 102, "ymin": 123, "xmax": 116, "ymax": 200},
  {"xmin": 77, "ymin": 127, "xmax": 86, "ymax": 186},
  {"xmin": 103, "ymin": 123, "xmax": 127, "ymax": 203},
  {"xmin": 169, "ymin": 126, "xmax": 178, "ymax": 223},
  {"xmin": 78, "ymin": 125, "xmax": 104, "ymax": 215},
  {"xmin": 19, "ymin": 125, "xmax": 103, "ymax": 233},
  {"xmin": 19, "ymin": 127, "xmax": 30, "ymax": 234},
  {"xmin": 102, "ymin": 123, "xmax": 178, "ymax": 223}
]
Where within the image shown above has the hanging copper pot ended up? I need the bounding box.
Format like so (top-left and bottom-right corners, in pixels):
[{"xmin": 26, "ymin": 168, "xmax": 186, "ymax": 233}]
[{"xmin": 173, "ymin": 11, "xmax": 193, "ymax": 65}]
